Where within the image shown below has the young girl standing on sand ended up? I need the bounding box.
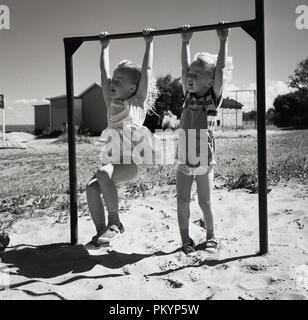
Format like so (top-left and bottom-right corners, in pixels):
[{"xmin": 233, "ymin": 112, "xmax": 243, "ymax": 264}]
[
  {"xmin": 85, "ymin": 28, "xmax": 159, "ymax": 248},
  {"xmin": 177, "ymin": 23, "xmax": 230, "ymax": 255}
]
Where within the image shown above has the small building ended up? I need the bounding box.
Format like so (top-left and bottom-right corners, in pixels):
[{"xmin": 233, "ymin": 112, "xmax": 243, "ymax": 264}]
[
  {"xmin": 33, "ymin": 83, "xmax": 108, "ymax": 134},
  {"xmin": 79, "ymin": 83, "xmax": 108, "ymax": 133},
  {"xmin": 33, "ymin": 104, "xmax": 50, "ymax": 133},
  {"xmin": 47, "ymin": 95, "xmax": 82, "ymax": 132},
  {"xmin": 217, "ymin": 97, "xmax": 243, "ymax": 130}
]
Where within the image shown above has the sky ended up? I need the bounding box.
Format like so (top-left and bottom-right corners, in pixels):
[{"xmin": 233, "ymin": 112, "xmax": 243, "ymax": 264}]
[{"xmin": 0, "ymin": 0, "xmax": 307, "ymax": 124}]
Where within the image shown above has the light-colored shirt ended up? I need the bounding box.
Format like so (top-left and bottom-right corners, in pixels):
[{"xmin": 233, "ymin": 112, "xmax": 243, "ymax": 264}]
[{"xmin": 107, "ymin": 95, "xmax": 146, "ymax": 130}]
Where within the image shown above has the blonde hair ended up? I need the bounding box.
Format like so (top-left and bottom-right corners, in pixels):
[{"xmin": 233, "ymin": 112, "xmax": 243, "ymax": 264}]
[
  {"xmin": 192, "ymin": 52, "xmax": 217, "ymax": 75},
  {"xmin": 192, "ymin": 52, "xmax": 234, "ymax": 86},
  {"xmin": 116, "ymin": 59, "xmax": 159, "ymax": 113},
  {"xmin": 116, "ymin": 60, "xmax": 141, "ymax": 84}
]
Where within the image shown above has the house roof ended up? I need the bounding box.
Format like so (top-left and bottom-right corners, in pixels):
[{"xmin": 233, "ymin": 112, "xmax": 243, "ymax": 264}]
[
  {"xmin": 221, "ymin": 97, "xmax": 243, "ymax": 109},
  {"xmin": 78, "ymin": 82, "xmax": 101, "ymax": 97},
  {"xmin": 46, "ymin": 94, "xmax": 80, "ymax": 101},
  {"xmin": 33, "ymin": 104, "xmax": 50, "ymax": 107},
  {"xmin": 44, "ymin": 83, "xmax": 101, "ymax": 102}
]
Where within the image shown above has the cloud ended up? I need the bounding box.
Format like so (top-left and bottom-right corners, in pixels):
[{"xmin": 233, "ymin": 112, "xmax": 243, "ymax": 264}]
[
  {"xmin": 224, "ymin": 83, "xmax": 240, "ymax": 97},
  {"xmin": 265, "ymin": 80, "xmax": 291, "ymax": 109},
  {"xmin": 12, "ymin": 98, "xmax": 39, "ymax": 105}
]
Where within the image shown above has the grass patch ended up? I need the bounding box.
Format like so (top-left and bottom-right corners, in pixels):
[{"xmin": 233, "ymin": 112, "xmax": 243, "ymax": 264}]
[
  {"xmin": 0, "ymin": 129, "xmax": 307, "ymax": 233},
  {"xmin": 53, "ymin": 133, "xmax": 93, "ymax": 144},
  {"xmin": 0, "ymin": 129, "xmax": 307, "ymax": 205},
  {"xmin": 268, "ymin": 153, "xmax": 307, "ymax": 184}
]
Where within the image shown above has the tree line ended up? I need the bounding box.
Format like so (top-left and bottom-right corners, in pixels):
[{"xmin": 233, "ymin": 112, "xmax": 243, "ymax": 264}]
[{"xmin": 269, "ymin": 57, "xmax": 308, "ymax": 129}]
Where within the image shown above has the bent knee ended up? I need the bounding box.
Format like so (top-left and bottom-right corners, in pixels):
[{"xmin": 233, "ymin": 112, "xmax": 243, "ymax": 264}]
[
  {"xmin": 86, "ymin": 178, "xmax": 100, "ymax": 193},
  {"xmin": 96, "ymin": 166, "xmax": 112, "ymax": 181}
]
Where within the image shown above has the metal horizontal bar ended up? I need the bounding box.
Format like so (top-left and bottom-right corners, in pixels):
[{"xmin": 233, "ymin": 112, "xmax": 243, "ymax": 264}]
[
  {"xmin": 230, "ymin": 89, "xmax": 256, "ymax": 92},
  {"xmin": 64, "ymin": 19, "xmax": 256, "ymax": 43}
]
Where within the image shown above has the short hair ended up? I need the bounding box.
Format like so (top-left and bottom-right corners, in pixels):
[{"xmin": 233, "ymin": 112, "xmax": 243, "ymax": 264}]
[
  {"xmin": 191, "ymin": 52, "xmax": 217, "ymax": 75},
  {"xmin": 115, "ymin": 60, "xmax": 142, "ymax": 85}
]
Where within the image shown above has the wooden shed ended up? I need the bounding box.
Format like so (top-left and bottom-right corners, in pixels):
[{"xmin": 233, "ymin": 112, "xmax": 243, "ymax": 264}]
[
  {"xmin": 79, "ymin": 83, "xmax": 108, "ymax": 133},
  {"xmin": 33, "ymin": 104, "xmax": 50, "ymax": 133},
  {"xmin": 34, "ymin": 83, "xmax": 108, "ymax": 134},
  {"xmin": 217, "ymin": 98, "xmax": 243, "ymax": 130}
]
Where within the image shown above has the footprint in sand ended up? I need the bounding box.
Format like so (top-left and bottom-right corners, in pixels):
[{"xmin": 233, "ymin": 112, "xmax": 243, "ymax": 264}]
[
  {"xmin": 165, "ymin": 278, "xmax": 184, "ymax": 289},
  {"xmin": 242, "ymin": 264, "xmax": 268, "ymax": 273},
  {"xmin": 122, "ymin": 266, "xmax": 131, "ymax": 275}
]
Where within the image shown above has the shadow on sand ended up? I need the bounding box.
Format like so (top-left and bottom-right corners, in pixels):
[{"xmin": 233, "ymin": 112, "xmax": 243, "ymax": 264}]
[
  {"xmin": 0, "ymin": 243, "xmax": 173, "ymax": 281},
  {"xmin": 0, "ymin": 242, "xmax": 260, "ymax": 281},
  {"xmin": 0, "ymin": 243, "xmax": 261, "ymax": 300}
]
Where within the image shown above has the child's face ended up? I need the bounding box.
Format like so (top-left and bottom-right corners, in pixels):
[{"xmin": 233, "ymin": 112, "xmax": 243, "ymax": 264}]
[
  {"xmin": 110, "ymin": 68, "xmax": 137, "ymax": 100},
  {"xmin": 187, "ymin": 62, "xmax": 214, "ymax": 96}
]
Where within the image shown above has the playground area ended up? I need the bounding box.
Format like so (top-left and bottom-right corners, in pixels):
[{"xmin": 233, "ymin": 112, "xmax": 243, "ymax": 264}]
[
  {"xmin": 0, "ymin": 129, "xmax": 307, "ymax": 300},
  {"xmin": 1, "ymin": 0, "xmax": 307, "ymax": 303}
]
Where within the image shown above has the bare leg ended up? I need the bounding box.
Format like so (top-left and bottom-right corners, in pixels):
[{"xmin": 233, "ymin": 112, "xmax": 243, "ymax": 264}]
[
  {"xmin": 195, "ymin": 169, "xmax": 215, "ymax": 240},
  {"xmin": 176, "ymin": 168, "xmax": 194, "ymax": 245},
  {"xmin": 95, "ymin": 163, "xmax": 138, "ymax": 226},
  {"xmin": 85, "ymin": 175, "xmax": 107, "ymax": 237}
]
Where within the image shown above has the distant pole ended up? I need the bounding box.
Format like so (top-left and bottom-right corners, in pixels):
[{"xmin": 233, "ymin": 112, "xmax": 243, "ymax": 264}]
[
  {"xmin": 231, "ymin": 89, "xmax": 257, "ymax": 129},
  {"xmin": 222, "ymin": 109, "xmax": 224, "ymax": 132},
  {"xmin": 0, "ymin": 94, "xmax": 5, "ymax": 142},
  {"xmin": 2, "ymin": 109, "xmax": 5, "ymax": 142},
  {"xmin": 254, "ymin": 89, "xmax": 257, "ymax": 129}
]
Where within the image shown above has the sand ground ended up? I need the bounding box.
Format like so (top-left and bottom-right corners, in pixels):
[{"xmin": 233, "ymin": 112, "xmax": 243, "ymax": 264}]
[
  {"xmin": 1, "ymin": 179, "xmax": 307, "ymax": 300},
  {"xmin": 0, "ymin": 130, "xmax": 307, "ymax": 300}
]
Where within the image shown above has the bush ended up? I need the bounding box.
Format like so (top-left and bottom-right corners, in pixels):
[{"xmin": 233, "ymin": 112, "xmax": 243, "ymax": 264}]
[
  {"xmin": 272, "ymin": 89, "xmax": 308, "ymax": 128},
  {"xmin": 53, "ymin": 132, "xmax": 93, "ymax": 144},
  {"xmin": 155, "ymin": 74, "xmax": 184, "ymax": 120}
]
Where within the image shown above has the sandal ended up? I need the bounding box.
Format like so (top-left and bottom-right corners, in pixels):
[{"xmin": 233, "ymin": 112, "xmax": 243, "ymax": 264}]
[
  {"xmin": 98, "ymin": 223, "xmax": 125, "ymax": 243},
  {"xmin": 84, "ymin": 235, "xmax": 110, "ymax": 250},
  {"xmin": 205, "ymin": 238, "xmax": 219, "ymax": 253},
  {"xmin": 182, "ymin": 238, "xmax": 196, "ymax": 256}
]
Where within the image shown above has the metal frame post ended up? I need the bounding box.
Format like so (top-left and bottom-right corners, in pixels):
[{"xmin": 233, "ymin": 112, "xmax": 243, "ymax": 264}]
[
  {"xmin": 64, "ymin": 42, "xmax": 79, "ymax": 245},
  {"xmin": 256, "ymin": 0, "xmax": 268, "ymax": 254},
  {"xmin": 0, "ymin": 94, "xmax": 5, "ymax": 142}
]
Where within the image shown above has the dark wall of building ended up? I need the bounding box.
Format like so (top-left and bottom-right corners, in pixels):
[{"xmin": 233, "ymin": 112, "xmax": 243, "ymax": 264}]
[
  {"xmin": 34, "ymin": 105, "xmax": 50, "ymax": 132},
  {"xmin": 81, "ymin": 85, "xmax": 108, "ymax": 134}
]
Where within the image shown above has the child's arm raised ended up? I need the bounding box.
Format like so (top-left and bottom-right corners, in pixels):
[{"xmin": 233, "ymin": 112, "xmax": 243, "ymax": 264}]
[
  {"xmin": 213, "ymin": 21, "xmax": 230, "ymax": 99},
  {"xmin": 99, "ymin": 32, "xmax": 111, "ymax": 107},
  {"xmin": 136, "ymin": 28, "xmax": 154, "ymax": 106},
  {"xmin": 180, "ymin": 25, "xmax": 193, "ymax": 95}
]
